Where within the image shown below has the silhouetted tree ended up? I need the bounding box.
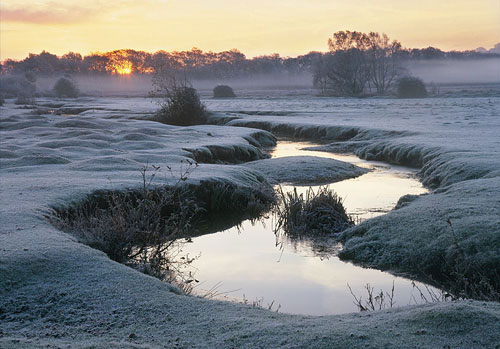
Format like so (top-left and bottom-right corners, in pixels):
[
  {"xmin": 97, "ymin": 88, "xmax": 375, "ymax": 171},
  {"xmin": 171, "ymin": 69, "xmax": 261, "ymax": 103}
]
[
  {"xmin": 61, "ymin": 52, "xmax": 83, "ymax": 74},
  {"xmin": 366, "ymin": 32, "xmax": 405, "ymax": 94},
  {"xmin": 315, "ymin": 31, "xmax": 406, "ymax": 96},
  {"xmin": 314, "ymin": 31, "xmax": 371, "ymax": 96}
]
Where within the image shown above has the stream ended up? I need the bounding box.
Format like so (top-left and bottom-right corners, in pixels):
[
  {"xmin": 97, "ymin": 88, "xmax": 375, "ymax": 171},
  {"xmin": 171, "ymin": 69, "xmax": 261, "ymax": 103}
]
[{"xmin": 183, "ymin": 141, "xmax": 435, "ymax": 315}]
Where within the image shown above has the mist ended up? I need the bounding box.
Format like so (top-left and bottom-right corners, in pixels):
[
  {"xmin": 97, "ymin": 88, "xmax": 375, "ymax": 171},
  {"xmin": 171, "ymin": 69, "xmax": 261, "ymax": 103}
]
[
  {"xmin": 34, "ymin": 73, "xmax": 315, "ymax": 98},
  {"xmin": 23, "ymin": 59, "xmax": 500, "ymax": 99},
  {"xmin": 407, "ymin": 59, "xmax": 500, "ymax": 84}
]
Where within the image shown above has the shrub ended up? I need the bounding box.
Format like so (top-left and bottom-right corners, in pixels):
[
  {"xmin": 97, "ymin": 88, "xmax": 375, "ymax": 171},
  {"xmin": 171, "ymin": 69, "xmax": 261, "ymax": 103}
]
[
  {"xmin": 152, "ymin": 74, "xmax": 207, "ymax": 126},
  {"xmin": 273, "ymin": 185, "xmax": 354, "ymax": 237},
  {"xmin": 396, "ymin": 76, "xmax": 427, "ymax": 98},
  {"xmin": 53, "ymin": 77, "xmax": 79, "ymax": 98},
  {"xmin": 213, "ymin": 85, "xmax": 236, "ymax": 98}
]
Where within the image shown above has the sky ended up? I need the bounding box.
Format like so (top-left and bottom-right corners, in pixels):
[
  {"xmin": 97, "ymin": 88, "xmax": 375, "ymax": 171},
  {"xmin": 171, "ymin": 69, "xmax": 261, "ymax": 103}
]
[{"xmin": 1, "ymin": 0, "xmax": 499, "ymax": 60}]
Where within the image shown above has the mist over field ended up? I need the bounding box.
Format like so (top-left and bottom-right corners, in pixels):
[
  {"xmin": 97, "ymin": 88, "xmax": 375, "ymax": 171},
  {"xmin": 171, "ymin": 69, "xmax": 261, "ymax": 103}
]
[
  {"xmin": 30, "ymin": 59, "xmax": 500, "ymax": 98},
  {"xmin": 408, "ymin": 59, "xmax": 500, "ymax": 84}
]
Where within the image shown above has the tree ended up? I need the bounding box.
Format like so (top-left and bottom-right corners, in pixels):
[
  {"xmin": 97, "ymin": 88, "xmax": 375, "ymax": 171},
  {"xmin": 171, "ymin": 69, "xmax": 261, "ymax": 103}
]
[
  {"xmin": 314, "ymin": 31, "xmax": 405, "ymax": 96},
  {"xmin": 61, "ymin": 52, "xmax": 83, "ymax": 74},
  {"xmin": 366, "ymin": 32, "xmax": 404, "ymax": 94},
  {"xmin": 314, "ymin": 31, "xmax": 371, "ymax": 96}
]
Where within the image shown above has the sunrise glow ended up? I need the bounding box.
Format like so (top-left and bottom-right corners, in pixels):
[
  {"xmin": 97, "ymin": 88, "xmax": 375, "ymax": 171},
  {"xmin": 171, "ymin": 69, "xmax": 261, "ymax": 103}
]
[
  {"xmin": 1, "ymin": 0, "xmax": 499, "ymax": 60},
  {"xmin": 113, "ymin": 61, "xmax": 132, "ymax": 75}
]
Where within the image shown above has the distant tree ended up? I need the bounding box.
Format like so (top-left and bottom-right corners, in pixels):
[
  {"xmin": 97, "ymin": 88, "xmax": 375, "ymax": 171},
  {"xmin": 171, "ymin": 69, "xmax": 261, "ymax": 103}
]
[
  {"xmin": 53, "ymin": 77, "xmax": 79, "ymax": 98},
  {"xmin": 314, "ymin": 31, "xmax": 371, "ymax": 96},
  {"xmin": 83, "ymin": 54, "xmax": 110, "ymax": 74},
  {"xmin": 61, "ymin": 52, "xmax": 83, "ymax": 74},
  {"xmin": 366, "ymin": 32, "xmax": 405, "ymax": 94},
  {"xmin": 314, "ymin": 31, "xmax": 406, "ymax": 96},
  {"xmin": 22, "ymin": 51, "xmax": 61, "ymax": 74},
  {"xmin": 396, "ymin": 76, "xmax": 427, "ymax": 98}
]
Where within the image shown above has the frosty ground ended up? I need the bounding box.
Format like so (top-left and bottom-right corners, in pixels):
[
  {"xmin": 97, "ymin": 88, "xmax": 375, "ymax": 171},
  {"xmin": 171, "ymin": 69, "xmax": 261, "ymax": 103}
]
[{"xmin": 1, "ymin": 95, "xmax": 499, "ymax": 348}]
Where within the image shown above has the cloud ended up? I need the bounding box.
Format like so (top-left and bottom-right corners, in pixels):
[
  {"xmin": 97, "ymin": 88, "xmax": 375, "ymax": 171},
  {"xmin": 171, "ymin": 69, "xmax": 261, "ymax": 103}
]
[
  {"xmin": 0, "ymin": 4, "xmax": 95, "ymax": 24},
  {"xmin": 0, "ymin": 0, "xmax": 167, "ymax": 24},
  {"xmin": 0, "ymin": 0, "xmax": 147, "ymax": 25}
]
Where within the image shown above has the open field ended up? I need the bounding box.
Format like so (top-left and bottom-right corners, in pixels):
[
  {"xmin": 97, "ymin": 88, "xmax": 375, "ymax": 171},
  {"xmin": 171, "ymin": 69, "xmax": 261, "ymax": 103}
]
[{"xmin": 1, "ymin": 93, "xmax": 499, "ymax": 347}]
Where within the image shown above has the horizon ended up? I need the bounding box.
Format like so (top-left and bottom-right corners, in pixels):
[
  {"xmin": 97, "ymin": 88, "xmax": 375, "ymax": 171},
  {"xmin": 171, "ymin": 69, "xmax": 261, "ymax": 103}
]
[
  {"xmin": 3, "ymin": 43, "xmax": 500, "ymax": 64},
  {"xmin": 1, "ymin": 0, "xmax": 499, "ymax": 61}
]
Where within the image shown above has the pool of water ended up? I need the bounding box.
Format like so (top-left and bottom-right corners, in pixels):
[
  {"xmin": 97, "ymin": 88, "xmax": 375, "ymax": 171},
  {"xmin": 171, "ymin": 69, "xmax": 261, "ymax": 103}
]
[{"xmin": 182, "ymin": 141, "xmax": 434, "ymax": 315}]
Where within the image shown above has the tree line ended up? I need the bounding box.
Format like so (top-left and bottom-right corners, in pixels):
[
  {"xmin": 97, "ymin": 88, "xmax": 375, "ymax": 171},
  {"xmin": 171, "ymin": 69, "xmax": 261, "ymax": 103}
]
[{"xmin": 1, "ymin": 39, "xmax": 497, "ymax": 81}]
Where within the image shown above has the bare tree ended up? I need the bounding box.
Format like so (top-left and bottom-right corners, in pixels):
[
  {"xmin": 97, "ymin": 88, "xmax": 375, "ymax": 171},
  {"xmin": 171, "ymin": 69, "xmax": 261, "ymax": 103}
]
[
  {"xmin": 366, "ymin": 32, "xmax": 405, "ymax": 94},
  {"xmin": 314, "ymin": 31, "xmax": 372, "ymax": 96},
  {"xmin": 314, "ymin": 31, "xmax": 405, "ymax": 96}
]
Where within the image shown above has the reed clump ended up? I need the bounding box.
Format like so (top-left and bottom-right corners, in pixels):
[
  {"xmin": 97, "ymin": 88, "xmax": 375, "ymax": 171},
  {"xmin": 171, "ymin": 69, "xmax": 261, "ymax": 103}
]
[{"xmin": 273, "ymin": 185, "xmax": 354, "ymax": 237}]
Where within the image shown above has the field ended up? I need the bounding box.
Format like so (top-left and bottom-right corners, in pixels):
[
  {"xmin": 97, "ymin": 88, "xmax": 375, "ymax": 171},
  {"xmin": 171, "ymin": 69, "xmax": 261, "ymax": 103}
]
[{"xmin": 1, "ymin": 89, "xmax": 500, "ymax": 347}]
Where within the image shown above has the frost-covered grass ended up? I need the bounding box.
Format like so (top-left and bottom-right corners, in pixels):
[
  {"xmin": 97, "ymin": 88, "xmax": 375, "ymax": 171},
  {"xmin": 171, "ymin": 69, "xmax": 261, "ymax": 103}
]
[
  {"xmin": 208, "ymin": 95, "xmax": 500, "ymax": 299},
  {"xmin": 1, "ymin": 96, "xmax": 500, "ymax": 347},
  {"xmin": 243, "ymin": 155, "xmax": 369, "ymax": 185},
  {"xmin": 48, "ymin": 163, "xmax": 274, "ymax": 290}
]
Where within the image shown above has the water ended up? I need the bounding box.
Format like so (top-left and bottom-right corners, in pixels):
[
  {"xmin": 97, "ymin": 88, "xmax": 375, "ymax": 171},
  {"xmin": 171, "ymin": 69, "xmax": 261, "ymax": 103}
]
[{"xmin": 182, "ymin": 141, "xmax": 434, "ymax": 315}]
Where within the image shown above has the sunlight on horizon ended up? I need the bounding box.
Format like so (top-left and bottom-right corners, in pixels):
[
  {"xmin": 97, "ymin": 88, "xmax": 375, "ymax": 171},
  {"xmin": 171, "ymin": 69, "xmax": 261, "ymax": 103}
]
[
  {"xmin": 113, "ymin": 61, "xmax": 132, "ymax": 75},
  {"xmin": 1, "ymin": 0, "xmax": 499, "ymax": 60}
]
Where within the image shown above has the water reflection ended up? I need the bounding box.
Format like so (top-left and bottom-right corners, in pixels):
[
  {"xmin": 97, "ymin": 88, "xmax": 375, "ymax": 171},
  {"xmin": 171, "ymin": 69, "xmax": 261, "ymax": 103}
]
[{"xmin": 182, "ymin": 141, "xmax": 434, "ymax": 315}]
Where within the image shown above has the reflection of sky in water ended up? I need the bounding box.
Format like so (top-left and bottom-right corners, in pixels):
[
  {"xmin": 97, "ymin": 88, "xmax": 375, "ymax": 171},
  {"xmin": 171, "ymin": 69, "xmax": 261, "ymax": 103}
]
[{"xmin": 183, "ymin": 141, "xmax": 433, "ymax": 315}]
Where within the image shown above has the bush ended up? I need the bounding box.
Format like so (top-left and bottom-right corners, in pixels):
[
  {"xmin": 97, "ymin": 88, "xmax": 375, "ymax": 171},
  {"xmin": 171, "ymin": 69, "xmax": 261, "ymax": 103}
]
[
  {"xmin": 53, "ymin": 77, "xmax": 79, "ymax": 98},
  {"xmin": 396, "ymin": 76, "xmax": 427, "ymax": 98},
  {"xmin": 213, "ymin": 85, "xmax": 236, "ymax": 98},
  {"xmin": 273, "ymin": 185, "xmax": 354, "ymax": 237},
  {"xmin": 152, "ymin": 75, "xmax": 207, "ymax": 126}
]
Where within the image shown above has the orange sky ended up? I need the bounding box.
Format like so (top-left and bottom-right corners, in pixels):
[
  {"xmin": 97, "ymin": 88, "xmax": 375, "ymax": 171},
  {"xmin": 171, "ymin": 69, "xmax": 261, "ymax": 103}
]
[{"xmin": 1, "ymin": 0, "xmax": 499, "ymax": 60}]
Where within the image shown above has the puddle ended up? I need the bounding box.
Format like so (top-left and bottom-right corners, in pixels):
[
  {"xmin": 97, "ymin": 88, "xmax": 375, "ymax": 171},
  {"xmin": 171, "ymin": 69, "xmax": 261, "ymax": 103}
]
[{"xmin": 183, "ymin": 141, "xmax": 435, "ymax": 315}]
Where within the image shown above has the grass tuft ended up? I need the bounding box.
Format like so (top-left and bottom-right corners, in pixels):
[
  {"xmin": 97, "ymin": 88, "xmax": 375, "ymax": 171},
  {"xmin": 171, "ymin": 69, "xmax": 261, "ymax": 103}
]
[{"xmin": 273, "ymin": 185, "xmax": 354, "ymax": 237}]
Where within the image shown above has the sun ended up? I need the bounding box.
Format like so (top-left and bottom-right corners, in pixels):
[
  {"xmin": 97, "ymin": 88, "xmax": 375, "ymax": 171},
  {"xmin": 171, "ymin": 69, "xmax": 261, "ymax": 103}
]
[{"xmin": 114, "ymin": 61, "xmax": 132, "ymax": 75}]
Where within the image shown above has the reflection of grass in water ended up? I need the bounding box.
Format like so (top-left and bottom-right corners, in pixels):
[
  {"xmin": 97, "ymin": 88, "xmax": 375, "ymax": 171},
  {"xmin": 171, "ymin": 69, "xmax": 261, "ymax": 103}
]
[{"xmin": 273, "ymin": 185, "xmax": 354, "ymax": 239}]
